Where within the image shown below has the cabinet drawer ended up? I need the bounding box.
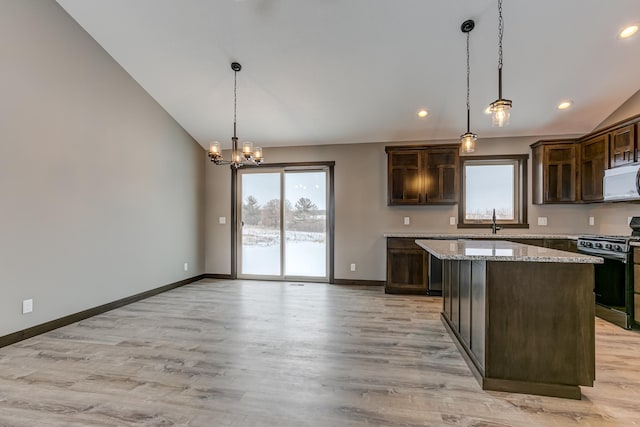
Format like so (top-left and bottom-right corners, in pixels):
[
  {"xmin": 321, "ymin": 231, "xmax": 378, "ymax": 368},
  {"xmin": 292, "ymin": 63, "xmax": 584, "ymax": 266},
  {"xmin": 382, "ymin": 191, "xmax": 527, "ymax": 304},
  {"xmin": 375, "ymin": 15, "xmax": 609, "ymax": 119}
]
[
  {"xmin": 634, "ymin": 247, "xmax": 640, "ymax": 263},
  {"xmin": 387, "ymin": 237, "xmax": 420, "ymax": 249},
  {"xmin": 635, "ymin": 264, "xmax": 640, "ymax": 294},
  {"xmin": 635, "ymin": 294, "xmax": 640, "ymax": 326}
]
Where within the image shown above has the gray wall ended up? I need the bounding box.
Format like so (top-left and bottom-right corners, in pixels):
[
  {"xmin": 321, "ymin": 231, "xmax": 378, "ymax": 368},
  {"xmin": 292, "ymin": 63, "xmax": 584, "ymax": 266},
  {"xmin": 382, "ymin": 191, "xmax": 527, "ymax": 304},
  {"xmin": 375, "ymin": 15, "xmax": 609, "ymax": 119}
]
[
  {"xmin": 0, "ymin": 0, "xmax": 205, "ymax": 337},
  {"xmin": 205, "ymin": 134, "xmax": 640, "ymax": 281},
  {"xmin": 595, "ymin": 88, "xmax": 640, "ymax": 130}
]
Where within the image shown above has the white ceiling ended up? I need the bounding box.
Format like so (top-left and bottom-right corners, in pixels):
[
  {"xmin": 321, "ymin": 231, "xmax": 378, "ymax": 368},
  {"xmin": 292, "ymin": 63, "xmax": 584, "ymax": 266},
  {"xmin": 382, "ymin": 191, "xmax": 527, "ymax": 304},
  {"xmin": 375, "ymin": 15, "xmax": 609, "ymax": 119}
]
[{"xmin": 56, "ymin": 0, "xmax": 640, "ymax": 150}]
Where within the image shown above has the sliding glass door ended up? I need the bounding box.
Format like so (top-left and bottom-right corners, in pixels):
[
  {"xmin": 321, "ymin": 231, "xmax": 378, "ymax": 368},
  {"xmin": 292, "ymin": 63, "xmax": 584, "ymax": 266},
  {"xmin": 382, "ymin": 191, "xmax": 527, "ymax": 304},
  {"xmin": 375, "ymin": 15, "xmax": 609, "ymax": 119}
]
[{"xmin": 238, "ymin": 167, "xmax": 329, "ymax": 281}]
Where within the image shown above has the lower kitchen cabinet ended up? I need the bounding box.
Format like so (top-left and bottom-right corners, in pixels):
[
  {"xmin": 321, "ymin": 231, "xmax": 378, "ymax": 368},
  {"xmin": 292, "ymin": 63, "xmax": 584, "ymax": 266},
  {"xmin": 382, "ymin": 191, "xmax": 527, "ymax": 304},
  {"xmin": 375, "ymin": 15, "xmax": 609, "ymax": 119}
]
[
  {"xmin": 386, "ymin": 238, "xmax": 428, "ymax": 294},
  {"xmin": 386, "ymin": 237, "xmax": 578, "ymax": 295},
  {"xmin": 543, "ymin": 238, "xmax": 578, "ymax": 253}
]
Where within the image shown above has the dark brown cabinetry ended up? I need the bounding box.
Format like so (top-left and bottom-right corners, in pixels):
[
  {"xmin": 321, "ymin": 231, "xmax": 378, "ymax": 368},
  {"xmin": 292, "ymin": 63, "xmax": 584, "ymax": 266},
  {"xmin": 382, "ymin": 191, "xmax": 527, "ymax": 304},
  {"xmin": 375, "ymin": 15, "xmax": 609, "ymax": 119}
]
[
  {"xmin": 386, "ymin": 238, "xmax": 428, "ymax": 294},
  {"xmin": 531, "ymin": 140, "xmax": 579, "ymax": 204},
  {"xmin": 543, "ymin": 238, "xmax": 578, "ymax": 253},
  {"xmin": 424, "ymin": 147, "xmax": 459, "ymax": 203},
  {"xmin": 610, "ymin": 124, "xmax": 636, "ymax": 168},
  {"xmin": 387, "ymin": 150, "xmax": 423, "ymax": 204},
  {"xmin": 386, "ymin": 145, "xmax": 459, "ymax": 205},
  {"xmin": 441, "ymin": 258, "xmax": 595, "ymax": 399},
  {"xmin": 386, "ymin": 237, "xmax": 577, "ymax": 296},
  {"xmin": 531, "ymin": 113, "xmax": 640, "ymax": 205},
  {"xmin": 581, "ymin": 134, "xmax": 609, "ymax": 201}
]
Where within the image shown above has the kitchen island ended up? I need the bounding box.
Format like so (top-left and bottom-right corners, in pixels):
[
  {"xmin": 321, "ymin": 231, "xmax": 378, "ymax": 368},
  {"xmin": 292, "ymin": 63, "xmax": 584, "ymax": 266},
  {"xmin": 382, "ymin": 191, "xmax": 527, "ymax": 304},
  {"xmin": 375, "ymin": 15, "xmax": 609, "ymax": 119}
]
[{"xmin": 416, "ymin": 239, "xmax": 603, "ymax": 399}]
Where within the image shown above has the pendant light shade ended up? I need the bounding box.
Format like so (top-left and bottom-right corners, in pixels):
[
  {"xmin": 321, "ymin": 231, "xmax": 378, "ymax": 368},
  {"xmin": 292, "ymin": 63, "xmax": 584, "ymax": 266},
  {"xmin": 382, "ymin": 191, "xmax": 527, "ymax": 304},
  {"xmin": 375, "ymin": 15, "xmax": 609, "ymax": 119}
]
[
  {"xmin": 460, "ymin": 19, "xmax": 477, "ymax": 154},
  {"xmin": 489, "ymin": 0, "xmax": 512, "ymax": 127},
  {"xmin": 460, "ymin": 132, "xmax": 477, "ymax": 154}
]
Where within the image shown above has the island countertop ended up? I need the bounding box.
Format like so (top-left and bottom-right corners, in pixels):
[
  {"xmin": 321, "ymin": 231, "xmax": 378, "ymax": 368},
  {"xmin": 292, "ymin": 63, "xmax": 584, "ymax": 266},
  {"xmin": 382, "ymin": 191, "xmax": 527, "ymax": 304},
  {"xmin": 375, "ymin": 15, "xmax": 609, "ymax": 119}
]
[
  {"xmin": 385, "ymin": 232, "xmax": 580, "ymax": 239},
  {"xmin": 415, "ymin": 239, "xmax": 603, "ymax": 263}
]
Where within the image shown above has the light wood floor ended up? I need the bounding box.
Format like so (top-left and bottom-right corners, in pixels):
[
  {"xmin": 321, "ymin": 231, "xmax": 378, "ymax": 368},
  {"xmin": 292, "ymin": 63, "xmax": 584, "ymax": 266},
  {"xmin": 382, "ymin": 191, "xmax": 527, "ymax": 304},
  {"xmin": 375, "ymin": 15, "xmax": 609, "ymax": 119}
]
[{"xmin": 1, "ymin": 279, "xmax": 639, "ymax": 426}]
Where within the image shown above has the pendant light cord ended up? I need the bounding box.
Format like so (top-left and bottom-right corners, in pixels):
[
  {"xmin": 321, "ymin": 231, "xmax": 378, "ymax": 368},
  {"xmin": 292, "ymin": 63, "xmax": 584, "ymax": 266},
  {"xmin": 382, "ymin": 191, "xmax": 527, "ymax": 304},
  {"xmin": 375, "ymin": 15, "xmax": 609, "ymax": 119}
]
[
  {"xmin": 466, "ymin": 30, "xmax": 471, "ymax": 133},
  {"xmin": 233, "ymin": 69, "xmax": 238, "ymax": 139},
  {"xmin": 498, "ymin": 0, "xmax": 504, "ymax": 70}
]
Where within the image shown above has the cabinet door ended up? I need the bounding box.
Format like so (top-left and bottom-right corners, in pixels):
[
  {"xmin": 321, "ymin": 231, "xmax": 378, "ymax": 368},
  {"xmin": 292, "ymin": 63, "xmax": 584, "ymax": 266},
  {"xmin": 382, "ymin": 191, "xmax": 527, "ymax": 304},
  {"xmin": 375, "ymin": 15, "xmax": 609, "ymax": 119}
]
[
  {"xmin": 387, "ymin": 150, "xmax": 423, "ymax": 205},
  {"xmin": 544, "ymin": 144, "xmax": 577, "ymax": 202},
  {"xmin": 386, "ymin": 238, "xmax": 428, "ymax": 293},
  {"xmin": 610, "ymin": 125, "xmax": 636, "ymax": 168},
  {"xmin": 543, "ymin": 239, "xmax": 577, "ymax": 252},
  {"xmin": 425, "ymin": 147, "xmax": 459, "ymax": 204},
  {"xmin": 581, "ymin": 134, "xmax": 609, "ymax": 201}
]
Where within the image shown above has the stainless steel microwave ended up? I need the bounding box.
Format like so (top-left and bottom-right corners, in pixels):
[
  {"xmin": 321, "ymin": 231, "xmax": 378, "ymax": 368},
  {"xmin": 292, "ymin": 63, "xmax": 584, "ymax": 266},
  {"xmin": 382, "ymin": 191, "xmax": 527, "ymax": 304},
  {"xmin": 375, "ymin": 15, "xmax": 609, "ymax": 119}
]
[{"xmin": 603, "ymin": 163, "xmax": 640, "ymax": 201}]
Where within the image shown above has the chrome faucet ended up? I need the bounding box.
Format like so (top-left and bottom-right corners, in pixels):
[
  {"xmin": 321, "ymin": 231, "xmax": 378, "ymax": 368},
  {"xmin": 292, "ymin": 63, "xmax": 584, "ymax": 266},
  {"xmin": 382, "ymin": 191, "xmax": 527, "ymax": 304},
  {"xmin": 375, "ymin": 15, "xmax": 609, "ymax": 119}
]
[{"xmin": 491, "ymin": 209, "xmax": 502, "ymax": 234}]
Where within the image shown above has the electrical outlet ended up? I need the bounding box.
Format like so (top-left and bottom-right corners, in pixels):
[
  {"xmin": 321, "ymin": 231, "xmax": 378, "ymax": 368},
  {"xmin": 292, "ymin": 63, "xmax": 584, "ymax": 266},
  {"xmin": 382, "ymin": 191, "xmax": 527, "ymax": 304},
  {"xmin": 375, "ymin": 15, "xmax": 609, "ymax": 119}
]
[
  {"xmin": 537, "ymin": 217, "xmax": 548, "ymax": 226},
  {"xmin": 350, "ymin": 263, "xmax": 356, "ymax": 272},
  {"xmin": 403, "ymin": 216, "xmax": 410, "ymax": 226},
  {"xmin": 183, "ymin": 262, "xmax": 189, "ymax": 272},
  {"xmin": 589, "ymin": 216, "xmax": 595, "ymax": 226},
  {"xmin": 22, "ymin": 299, "xmax": 33, "ymax": 314},
  {"xmin": 449, "ymin": 216, "xmax": 456, "ymax": 225},
  {"xmin": 219, "ymin": 216, "xmax": 226, "ymax": 225}
]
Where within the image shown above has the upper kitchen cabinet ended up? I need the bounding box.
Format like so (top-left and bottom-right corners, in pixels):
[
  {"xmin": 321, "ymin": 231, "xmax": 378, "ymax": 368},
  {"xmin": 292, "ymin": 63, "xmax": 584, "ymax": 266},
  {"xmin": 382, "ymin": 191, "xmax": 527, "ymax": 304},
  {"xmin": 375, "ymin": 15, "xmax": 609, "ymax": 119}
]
[
  {"xmin": 424, "ymin": 146, "xmax": 459, "ymax": 203},
  {"xmin": 386, "ymin": 148, "xmax": 423, "ymax": 204},
  {"xmin": 580, "ymin": 134, "xmax": 609, "ymax": 202},
  {"xmin": 609, "ymin": 124, "xmax": 636, "ymax": 168},
  {"xmin": 531, "ymin": 140, "xmax": 579, "ymax": 204},
  {"xmin": 386, "ymin": 145, "xmax": 459, "ymax": 205}
]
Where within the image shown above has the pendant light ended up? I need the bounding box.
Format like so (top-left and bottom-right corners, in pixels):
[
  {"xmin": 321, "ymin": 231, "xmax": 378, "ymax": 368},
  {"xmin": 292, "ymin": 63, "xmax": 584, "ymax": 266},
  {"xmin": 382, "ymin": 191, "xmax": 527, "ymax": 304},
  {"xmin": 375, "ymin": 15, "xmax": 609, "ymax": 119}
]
[
  {"xmin": 208, "ymin": 62, "xmax": 264, "ymax": 168},
  {"xmin": 489, "ymin": 0, "xmax": 512, "ymax": 127},
  {"xmin": 460, "ymin": 19, "xmax": 477, "ymax": 154}
]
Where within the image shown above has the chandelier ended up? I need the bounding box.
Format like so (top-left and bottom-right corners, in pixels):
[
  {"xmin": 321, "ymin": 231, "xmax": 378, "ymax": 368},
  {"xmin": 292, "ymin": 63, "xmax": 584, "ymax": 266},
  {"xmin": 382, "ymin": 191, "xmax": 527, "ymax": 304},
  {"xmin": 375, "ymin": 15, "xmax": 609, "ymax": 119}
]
[
  {"xmin": 208, "ymin": 62, "xmax": 264, "ymax": 168},
  {"xmin": 460, "ymin": 19, "xmax": 477, "ymax": 154},
  {"xmin": 489, "ymin": 0, "xmax": 512, "ymax": 127}
]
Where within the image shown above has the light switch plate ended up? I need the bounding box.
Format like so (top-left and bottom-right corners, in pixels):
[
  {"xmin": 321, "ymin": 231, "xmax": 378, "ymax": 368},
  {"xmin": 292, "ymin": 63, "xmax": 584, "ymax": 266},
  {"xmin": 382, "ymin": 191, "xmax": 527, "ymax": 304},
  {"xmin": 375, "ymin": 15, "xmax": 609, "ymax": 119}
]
[
  {"xmin": 350, "ymin": 263, "xmax": 356, "ymax": 272},
  {"xmin": 219, "ymin": 216, "xmax": 226, "ymax": 225},
  {"xmin": 589, "ymin": 216, "xmax": 595, "ymax": 226},
  {"xmin": 403, "ymin": 216, "xmax": 410, "ymax": 225},
  {"xmin": 449, "ymin": 216, "xmax": 456, "ymax": 225},
  {"xmin": 22, "ymin": 299, "xmax": 33, "ymax": 314},
  {"xmin": 537, "ymin": 217, "xmax": 548, "ymax": 226}
]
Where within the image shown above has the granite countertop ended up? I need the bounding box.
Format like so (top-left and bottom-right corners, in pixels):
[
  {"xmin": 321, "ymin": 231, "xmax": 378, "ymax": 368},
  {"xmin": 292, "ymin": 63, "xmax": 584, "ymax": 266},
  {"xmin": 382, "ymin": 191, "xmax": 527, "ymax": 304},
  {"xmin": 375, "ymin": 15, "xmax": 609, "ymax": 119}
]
[
  {"xmin": 384, "ymin": 232, "xmax": 580, "ymax": 240},
  {"xmin": 415, "ymin": 239, "xmax": 603, "ymax": 263},
  {"xmin": 631, "ymin": 241, "xmax": 640, "ymax": 247}
]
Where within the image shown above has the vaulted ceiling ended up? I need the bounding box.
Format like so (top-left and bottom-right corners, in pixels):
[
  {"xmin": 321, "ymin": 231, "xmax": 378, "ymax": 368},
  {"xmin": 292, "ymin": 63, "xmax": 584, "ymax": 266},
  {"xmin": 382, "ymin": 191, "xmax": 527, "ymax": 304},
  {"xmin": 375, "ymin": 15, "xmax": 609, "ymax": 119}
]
[{"xmin": 57, "ymin": 0, "xmax": 640, "ymax": 149}]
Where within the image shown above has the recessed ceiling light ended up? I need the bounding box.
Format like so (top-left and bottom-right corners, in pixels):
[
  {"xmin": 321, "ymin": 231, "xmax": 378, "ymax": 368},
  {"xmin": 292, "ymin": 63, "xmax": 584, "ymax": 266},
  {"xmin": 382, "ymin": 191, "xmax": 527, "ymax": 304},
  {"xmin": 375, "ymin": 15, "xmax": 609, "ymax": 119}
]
[
  {"xmin": 417, "ymin": 109, "xmax": 428, "ymax": 118},
  {"xmin": 557, "ymin": 100, "xmax": 573, "ymax": 110},
  {"xmin": 619, "ymin": 25, "xmax": 638, "ymax": 39}
]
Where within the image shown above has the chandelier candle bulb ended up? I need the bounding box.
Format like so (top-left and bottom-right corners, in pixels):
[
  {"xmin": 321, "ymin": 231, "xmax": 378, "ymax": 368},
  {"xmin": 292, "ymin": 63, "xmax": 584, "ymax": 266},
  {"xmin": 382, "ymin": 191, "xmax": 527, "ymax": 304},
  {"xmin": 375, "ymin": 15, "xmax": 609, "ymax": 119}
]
[
  {"xmin": 253, "ymin": 147, "xmax": 263, "ymax": 162},
  {"xmin": 242, "ymin": 141, "xmax": 253, "ymax": 158}
]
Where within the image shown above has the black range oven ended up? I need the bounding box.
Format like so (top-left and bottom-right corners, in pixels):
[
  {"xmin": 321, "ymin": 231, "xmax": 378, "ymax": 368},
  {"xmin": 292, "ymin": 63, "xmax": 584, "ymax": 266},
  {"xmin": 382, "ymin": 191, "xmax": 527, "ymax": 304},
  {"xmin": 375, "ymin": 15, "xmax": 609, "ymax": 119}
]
[{"xmin": 577, "ymin": 235, "xmax": 635, "ymax": 329}]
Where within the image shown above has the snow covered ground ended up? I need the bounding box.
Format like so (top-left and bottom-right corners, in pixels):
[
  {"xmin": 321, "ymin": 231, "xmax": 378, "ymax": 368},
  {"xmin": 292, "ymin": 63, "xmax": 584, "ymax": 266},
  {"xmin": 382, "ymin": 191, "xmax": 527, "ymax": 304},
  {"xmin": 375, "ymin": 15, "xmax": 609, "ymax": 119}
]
[{"xmin": 241, "ymin": 226, "xmax": 326, "ymax": 277}]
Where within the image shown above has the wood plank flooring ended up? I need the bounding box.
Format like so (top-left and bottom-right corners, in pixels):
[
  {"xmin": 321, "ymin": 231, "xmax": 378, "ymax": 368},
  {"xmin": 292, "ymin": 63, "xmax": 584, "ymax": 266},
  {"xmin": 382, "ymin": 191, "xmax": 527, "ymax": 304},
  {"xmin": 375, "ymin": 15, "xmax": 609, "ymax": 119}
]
[{"xmin": 0, "ymin": 279, "xmax": 639, "ymax": 426}]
